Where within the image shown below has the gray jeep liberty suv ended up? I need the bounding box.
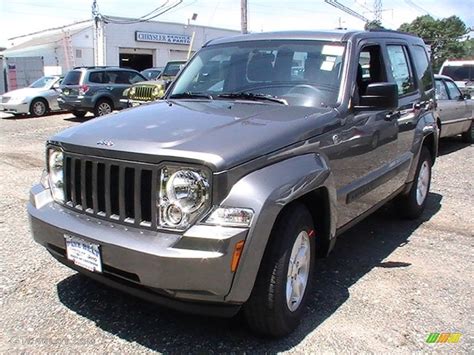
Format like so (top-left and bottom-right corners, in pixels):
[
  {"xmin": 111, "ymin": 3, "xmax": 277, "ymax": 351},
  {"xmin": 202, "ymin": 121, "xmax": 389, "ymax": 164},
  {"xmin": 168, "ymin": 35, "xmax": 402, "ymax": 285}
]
[{"xmin": 28, "ymin": 30, "xmax": 439, "ymax": 337}]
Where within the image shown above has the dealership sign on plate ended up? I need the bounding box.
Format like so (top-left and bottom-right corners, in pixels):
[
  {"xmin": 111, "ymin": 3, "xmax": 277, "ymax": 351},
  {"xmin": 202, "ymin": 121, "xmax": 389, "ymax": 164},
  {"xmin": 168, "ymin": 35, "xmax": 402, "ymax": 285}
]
[{"xmin": 136, "ymin": 31, "xmax": 191, "ymax": 45}]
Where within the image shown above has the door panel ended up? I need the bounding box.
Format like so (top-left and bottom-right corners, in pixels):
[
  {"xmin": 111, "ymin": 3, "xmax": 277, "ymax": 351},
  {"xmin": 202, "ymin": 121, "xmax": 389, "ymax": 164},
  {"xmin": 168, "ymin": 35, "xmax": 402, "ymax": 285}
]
[{"xmin": 326, "ymin": 43, "xmax": 401, "ymax": 228}]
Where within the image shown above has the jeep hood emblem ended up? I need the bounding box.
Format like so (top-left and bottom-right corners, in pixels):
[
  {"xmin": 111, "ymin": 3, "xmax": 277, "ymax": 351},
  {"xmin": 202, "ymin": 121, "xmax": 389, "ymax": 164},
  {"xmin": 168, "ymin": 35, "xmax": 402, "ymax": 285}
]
[{"xmin": 97, "ymin": 140, "xmax": 114, "ymax": 147}]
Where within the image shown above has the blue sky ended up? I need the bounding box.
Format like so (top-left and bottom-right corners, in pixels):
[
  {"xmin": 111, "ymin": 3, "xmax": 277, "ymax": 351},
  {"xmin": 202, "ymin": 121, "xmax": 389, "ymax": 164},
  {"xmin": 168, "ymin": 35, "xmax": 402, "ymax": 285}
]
[{"xmin": 1, "ymin": 0, "xmax": 473, "ymax": 47}]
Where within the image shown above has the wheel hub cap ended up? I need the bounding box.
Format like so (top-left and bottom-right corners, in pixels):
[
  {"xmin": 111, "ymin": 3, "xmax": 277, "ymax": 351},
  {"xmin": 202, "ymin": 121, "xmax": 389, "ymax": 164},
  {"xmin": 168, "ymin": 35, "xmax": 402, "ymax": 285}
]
[
  {"xmin": 286, "ymin": 231, "xmax": 311, "ymax": 312},
  {"xmin": 33, "ymin": 102, "xmax": 45, "ymax": 116},
  {"xmin": 416, "ymin": 161, "xmax": 430, "ymax": 206},
  {"xmin": 98, "ymin": 103, "xmax": 111, "ymax": 115}
]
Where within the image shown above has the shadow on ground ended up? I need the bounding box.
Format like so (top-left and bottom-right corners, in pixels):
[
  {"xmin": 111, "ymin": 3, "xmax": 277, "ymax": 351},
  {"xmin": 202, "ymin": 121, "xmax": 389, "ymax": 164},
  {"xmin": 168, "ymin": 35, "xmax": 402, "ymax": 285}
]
[
  {"xmin": 57, "ymin": 192, "xmax": 442, "ymax": 352},
  {"xmin": 438, "ymin": 137, "xmax": 472, "ymax": 156}
]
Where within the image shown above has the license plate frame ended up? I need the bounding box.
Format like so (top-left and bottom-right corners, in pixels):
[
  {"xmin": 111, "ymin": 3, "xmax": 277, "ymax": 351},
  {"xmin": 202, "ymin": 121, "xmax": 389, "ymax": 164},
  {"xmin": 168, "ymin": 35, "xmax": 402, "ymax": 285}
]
[{"xmin": 65, "ymin": 235, "xmax": 102, "ymax": 273}]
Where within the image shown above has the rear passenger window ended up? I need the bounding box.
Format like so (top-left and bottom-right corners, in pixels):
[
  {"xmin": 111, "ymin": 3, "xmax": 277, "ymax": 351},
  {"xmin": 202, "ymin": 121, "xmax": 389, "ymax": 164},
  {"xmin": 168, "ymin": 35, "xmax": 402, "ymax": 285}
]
[
  {"xmin": 89, "ymin": 71, "xmax": 106, "ymax": 83},
  {"xmin": 412, "ymin": 45, "xmax": 434, "ymax": 93},
  {"xmin": 387, "ymin": 45, "xmax": 416, "ymax": 95}
]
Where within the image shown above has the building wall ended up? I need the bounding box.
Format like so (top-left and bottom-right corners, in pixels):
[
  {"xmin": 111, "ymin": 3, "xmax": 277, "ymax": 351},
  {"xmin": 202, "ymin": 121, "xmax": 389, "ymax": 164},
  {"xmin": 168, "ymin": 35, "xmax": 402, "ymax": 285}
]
[
  {"xmin": 103, "ymin": 21, "xmax": 238, "ymax": 68},
  {"xmin": 0, "ymin": 57, "xmax": 5, "ymax": 94}
]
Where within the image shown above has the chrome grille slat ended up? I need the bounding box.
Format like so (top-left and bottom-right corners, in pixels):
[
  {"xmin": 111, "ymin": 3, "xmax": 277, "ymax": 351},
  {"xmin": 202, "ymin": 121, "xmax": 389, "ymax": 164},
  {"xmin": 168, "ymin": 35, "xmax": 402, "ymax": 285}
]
[
  {"xmin": 134, "ymin": 168, "xmax": 142, "ymax": 226},
  {"xmin": 92, "ymin": 162, "xmax": 99, "ymax": 213},
  {"xmin": 104, "ymin": 163, "xmax": 112, "ymax": 217},
  {"xmin": 118, "ymin": 165, "xmax": 126, "ymax": 221},
  {"xmin": 80, "ymin": 160, "xmax": 87, "ymax": 211},
  {"xmin": 70, "ymin": 157, "xmax": 77, "ymax": 206},
  {"xmin": 62, "ymin": 153, "xmax": 156, "ymax": 229}
]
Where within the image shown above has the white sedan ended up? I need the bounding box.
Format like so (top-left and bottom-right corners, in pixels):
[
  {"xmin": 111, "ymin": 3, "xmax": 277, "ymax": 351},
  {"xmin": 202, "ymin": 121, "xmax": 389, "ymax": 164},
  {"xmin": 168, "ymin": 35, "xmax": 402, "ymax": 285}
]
[{"xmin": 0, "ymin": 76, "xmax": 63, "ymax": 117}]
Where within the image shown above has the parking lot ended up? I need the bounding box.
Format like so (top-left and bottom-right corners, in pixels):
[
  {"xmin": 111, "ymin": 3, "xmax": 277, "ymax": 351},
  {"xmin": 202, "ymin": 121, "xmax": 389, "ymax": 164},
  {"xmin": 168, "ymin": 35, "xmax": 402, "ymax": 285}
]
[{"xmin": 0, "ymin": 111, "xmax": 472, "ymax": 353}]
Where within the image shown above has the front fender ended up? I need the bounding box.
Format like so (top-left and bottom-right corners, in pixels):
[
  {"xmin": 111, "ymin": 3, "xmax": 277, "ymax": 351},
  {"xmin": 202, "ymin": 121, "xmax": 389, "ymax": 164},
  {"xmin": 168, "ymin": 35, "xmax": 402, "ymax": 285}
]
[{"xmin": 222, "ymin": 153, "xmax": 337, "ymax": 303}]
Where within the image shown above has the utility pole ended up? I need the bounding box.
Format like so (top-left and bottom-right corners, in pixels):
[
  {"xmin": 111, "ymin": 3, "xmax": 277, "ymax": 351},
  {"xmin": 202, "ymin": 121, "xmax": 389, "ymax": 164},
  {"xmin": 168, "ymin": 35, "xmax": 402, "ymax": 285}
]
[
  {"xmin": 241, "ymin": 0, "xmax": 248, "ymax": 34},
  {"xmin": 92, "ymin": 0, "xmax": 105, "ymax": 66},
  {"xmin": 374, "ymin": 0, "xmax": 382, "ymax": 23}
]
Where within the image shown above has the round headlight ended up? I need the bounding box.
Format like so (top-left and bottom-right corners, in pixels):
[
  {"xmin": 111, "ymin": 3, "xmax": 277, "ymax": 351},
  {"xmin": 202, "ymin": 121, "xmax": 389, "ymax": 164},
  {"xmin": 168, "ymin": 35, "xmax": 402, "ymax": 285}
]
[
  {"xmin": 152, "ymin": 86, "xmax": 160, "ymax": 96},
  {"xmin": 129, "ymin": 87, "xmax": 136, "ymax": 96},
  {"xmin": 165, "ymin": 170, "xmax": 208, "ymax": 214}
]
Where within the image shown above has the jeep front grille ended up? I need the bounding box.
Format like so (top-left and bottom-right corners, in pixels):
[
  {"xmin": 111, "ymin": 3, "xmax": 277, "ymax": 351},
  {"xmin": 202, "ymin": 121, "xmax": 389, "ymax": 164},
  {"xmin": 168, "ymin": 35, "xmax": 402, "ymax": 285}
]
[
  {"xmin": 132, "ymin": 86, "xmax": 154, "ymax": 101},
  {"xmin": 63, "ymin": 154, "xmax": 157, "ymax": 228}
]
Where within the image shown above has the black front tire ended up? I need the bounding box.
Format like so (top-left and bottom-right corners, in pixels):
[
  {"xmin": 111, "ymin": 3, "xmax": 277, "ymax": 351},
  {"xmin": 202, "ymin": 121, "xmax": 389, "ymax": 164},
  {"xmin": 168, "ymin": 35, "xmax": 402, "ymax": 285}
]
[
  {"xmin": 461, "ymin": 120, "xmax": 473, "ymax": 143},
  {"xmin": 244, "ymin": 203, "xmax": 315, "ymax": 337},
  {"xmin": 72, "ymin": 110, "xmax": 87, "ymax": 118},
  {"xmin": 395, "ymin": 146, "xmax": 432, "ymax": 219}
]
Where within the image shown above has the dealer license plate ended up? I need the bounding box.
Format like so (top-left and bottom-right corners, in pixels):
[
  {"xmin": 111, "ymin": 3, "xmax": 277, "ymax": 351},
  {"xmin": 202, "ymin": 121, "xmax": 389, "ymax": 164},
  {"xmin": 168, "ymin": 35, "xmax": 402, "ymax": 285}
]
[{"xmin": 65, "ymin": 235, "xmax": 102, "ymax": 272}]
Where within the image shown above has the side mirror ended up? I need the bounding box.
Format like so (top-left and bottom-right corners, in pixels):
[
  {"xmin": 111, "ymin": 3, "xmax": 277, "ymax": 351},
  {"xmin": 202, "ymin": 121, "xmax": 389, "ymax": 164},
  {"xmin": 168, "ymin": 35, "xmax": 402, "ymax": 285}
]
[
  {"xmin": 355, "ymin": 82, "xmax": 399, "ymax": 110},
  {"xmin": 463, "ymin": 93, "xmax": 471, "ymax": 100},
  {"xmin": 52, "ymin": 83, "xmax": 60, "ymax": 90}
]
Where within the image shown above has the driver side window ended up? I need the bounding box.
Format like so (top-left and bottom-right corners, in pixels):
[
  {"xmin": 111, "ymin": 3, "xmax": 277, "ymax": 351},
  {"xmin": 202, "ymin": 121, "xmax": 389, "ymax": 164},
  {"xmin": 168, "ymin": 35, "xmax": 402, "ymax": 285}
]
[{"xmin": 356, "ymin": 45, "xmax": 387, "ymax": 98}]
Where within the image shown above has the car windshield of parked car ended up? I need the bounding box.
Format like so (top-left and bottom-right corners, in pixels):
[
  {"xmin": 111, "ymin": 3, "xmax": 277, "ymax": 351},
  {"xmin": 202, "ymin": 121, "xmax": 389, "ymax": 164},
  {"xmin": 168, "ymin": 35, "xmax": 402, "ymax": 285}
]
[
  {"xmin": 440, "ymin": 65, "xmax": 474, "ymax": 81},
  {"xmin": 141, "ymin": 69, "xmax": 162, "ymax": 80},
  {"xmin": 169, "ymin": 40, "xmax": 346, "ymax": 107},
  {"xmin": 29, "ymin": 76, "xmax": 58, "ymax": 89},
  {"xmin": 162, "ymin": 63, "xmax": 184, "ymax": 76}
]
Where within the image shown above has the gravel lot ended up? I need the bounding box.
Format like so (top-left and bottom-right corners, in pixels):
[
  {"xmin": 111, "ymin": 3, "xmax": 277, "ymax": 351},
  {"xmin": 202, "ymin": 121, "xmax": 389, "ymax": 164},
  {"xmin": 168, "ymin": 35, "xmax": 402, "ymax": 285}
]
[{"xmin": 0, "ymin": 111, "xmax": 472, "ymax": 353}]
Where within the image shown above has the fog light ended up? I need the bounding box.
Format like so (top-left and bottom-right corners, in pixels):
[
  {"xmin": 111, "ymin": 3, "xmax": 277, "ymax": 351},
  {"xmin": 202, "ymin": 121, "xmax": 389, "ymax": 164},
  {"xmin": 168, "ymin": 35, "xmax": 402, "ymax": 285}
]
[
  {"xmin": 205, "ymin": 207, "xmax": 254, "ymax": 227},
  {"xmin": 166, "ymin": 204, "xmax": 183, "ymax": 225}
]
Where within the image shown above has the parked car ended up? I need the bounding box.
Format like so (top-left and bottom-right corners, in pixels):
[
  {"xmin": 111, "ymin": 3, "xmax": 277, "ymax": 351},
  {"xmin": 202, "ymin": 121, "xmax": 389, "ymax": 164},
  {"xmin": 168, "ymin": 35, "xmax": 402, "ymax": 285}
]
[
  {"xmin": 439, "ymin": 59, "xmax": 474, "ymax": 95},
  {"xmin": 434, "ymin": 74, "xmax": 473, "ymax": 142},
  {"xmin": 123, "ymin": 60, "xmax": 186, "ymax": 106},
  {"xmin": 28, "ymin": 30, "xmax": 439, "ymax": 337},
  {"xmin": 58, "ymin": 66, "xmax": 146, "ymax": 118},
  {"xmin": 140, "ymin": 67, "xmax": 164, "ymax": 80},
  {"xmin": 0, "ymin": 75, "xmax": 62, "ymax": 117}
]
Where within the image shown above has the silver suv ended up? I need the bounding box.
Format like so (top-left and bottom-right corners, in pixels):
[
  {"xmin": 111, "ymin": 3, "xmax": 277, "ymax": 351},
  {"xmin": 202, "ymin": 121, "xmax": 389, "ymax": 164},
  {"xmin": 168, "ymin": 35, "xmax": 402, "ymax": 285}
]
[
  {"xmin": 58, "ymin": 66, "xmax": 146, "ymax": 118},
  {"xmin": 28, "ymin": 30, "xmax": 438, "ymax": 337}
]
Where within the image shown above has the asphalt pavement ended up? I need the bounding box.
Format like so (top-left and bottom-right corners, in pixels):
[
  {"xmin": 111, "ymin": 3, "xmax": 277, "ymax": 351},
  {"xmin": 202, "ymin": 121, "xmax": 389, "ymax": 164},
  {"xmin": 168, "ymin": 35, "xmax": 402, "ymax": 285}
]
[{"xmin": 0, "ymin": 111, "xmax": 472, "ymax": 353}]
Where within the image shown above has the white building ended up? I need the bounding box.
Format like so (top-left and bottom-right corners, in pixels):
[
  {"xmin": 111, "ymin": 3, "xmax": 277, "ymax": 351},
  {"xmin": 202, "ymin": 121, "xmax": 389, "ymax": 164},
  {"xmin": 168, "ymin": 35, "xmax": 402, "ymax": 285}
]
[{"xmin": 2, "ymin": 17, "xmax": 239, "ymax": 74}]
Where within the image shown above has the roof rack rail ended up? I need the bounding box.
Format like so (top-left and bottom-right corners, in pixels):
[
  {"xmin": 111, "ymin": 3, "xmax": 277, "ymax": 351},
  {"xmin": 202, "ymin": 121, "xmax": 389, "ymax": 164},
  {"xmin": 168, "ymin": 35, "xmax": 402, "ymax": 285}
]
[
  {"xmin": 368, "ymin": 28, "xmax": 417, "ymax": 37},
  {"xmin": 72, "ymin": 65, "xmax": 121, "ymax": 69}
]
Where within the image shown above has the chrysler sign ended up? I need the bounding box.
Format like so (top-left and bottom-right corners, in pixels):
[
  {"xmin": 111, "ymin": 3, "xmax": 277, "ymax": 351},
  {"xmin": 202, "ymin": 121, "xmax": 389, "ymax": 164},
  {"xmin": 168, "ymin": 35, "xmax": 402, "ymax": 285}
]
[{"xmin": 135, "ymin": 31, "xmax": 191, "ymax": 45}]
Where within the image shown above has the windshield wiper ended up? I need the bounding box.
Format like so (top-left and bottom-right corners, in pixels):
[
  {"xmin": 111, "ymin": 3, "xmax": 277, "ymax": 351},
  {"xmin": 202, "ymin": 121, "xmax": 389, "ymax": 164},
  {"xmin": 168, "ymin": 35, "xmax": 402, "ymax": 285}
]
[
  {"xmin": 217, "ymin": 92, "xmax": 287, "ymax": 105},
  {"xmin": 168, "ymin": 91, "xmax": 213, "ymax": 100}
]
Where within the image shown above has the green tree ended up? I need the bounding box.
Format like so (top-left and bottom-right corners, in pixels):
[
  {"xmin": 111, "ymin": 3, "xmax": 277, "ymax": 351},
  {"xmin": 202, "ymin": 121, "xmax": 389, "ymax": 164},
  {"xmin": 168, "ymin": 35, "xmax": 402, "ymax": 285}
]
[
  {"xmin": 399, "ymin": 15, "xmax": 469, "ymax": 71},
  {"xmin": 365, "ymin": 20, "xmax": 385, "ymax": 31}
]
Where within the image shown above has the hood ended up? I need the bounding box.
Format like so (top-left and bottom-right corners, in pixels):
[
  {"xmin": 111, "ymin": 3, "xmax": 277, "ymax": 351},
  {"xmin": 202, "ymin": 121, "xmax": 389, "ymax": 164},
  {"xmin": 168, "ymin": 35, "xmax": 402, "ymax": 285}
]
[
  {"xmin": 3, "ymin": 87, "xmax": 47, "ymax": 97},
  {"xmin": 52, "ymin": 100, "xmax": 335, "ymax": 171}
]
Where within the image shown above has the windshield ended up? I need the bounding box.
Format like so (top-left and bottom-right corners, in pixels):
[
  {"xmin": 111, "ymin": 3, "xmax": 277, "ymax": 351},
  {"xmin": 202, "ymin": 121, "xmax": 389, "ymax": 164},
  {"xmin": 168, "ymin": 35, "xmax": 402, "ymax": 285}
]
[
  {"xmin": 141, "ymin": 69, "xmax": 162, "ymax": 80},
  {"xmin": 29, "ymin": 76, "xmax": 58, "ymax": 88},
  {"xmin": 162, "ymin": 62, "xmax": 185, "ymax": 76},
  {"xmin": 440, "ymin": 65, "xmax": 474, "ymax": 81},
  {"xmin": 169, "ymin": 40, "xmax": 346, "ymax": 107}
]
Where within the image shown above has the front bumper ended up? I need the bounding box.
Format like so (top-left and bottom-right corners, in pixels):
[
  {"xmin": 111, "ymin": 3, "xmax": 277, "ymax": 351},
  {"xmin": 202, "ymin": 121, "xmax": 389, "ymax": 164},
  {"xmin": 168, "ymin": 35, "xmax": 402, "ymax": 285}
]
[
  {"xmin": 0, "ymin": 102, "xmax": 29, "ymax": 114},
  {"xmin": 28, "ymin": 184, "xmax": 248, "ymax": 315},
  {"xmin": 120, "ymin": 98, "xmax": 155, "ymax": 108}
]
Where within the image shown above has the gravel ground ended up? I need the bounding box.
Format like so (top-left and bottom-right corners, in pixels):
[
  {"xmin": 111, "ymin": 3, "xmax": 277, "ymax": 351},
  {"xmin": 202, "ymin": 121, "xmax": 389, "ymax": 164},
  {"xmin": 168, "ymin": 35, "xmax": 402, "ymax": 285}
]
[{"xmin": 0, "ymin": 111, "xmax": 472, "ymax": 353}]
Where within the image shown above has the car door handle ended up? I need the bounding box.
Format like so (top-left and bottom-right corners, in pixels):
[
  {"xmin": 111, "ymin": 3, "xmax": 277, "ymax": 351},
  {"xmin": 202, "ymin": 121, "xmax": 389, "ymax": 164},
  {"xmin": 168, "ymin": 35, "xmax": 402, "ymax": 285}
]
[
  {"xmin": 385, "ymin": 111, "xmax": 400, "ymax": 121},
  {"xmin": 106, "ymin": 86, "xmax": 113, "ymax": 90}
]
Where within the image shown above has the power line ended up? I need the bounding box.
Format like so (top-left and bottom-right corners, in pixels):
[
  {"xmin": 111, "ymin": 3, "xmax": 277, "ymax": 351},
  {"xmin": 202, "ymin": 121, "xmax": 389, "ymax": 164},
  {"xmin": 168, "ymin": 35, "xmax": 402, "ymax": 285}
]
[
  {"xmin": 324, "ymin": 0, "xmax": 369, "ymax": 23},
  {"xmin": 98, "ymin": 0, "xmax": 184, "ymax": 24}
]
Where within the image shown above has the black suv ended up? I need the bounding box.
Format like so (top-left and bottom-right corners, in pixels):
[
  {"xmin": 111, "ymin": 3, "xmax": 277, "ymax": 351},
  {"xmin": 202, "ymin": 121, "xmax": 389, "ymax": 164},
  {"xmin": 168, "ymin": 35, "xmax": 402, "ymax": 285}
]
[{"xmin": 58, "ymin": 67, "xmax": 146, "ymax": 118}]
